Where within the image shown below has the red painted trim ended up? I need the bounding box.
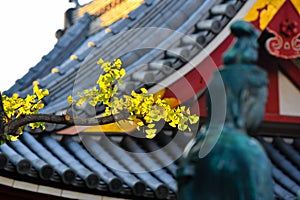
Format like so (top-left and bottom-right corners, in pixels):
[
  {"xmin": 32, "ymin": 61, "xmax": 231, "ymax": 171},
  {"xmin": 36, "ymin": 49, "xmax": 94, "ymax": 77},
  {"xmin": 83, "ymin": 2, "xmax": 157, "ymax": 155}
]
[
  {"xmin": 277, "ymin": 59, "xmax": 300, "ymax": 91},
  {"xmin": 164, "ymin": 35, "xmax": 235, "ymax": 102},
  {"xmin": 258, "ymin": 47, "xmax": 280, "ymax": 114},
  {"xmin": 210, "ymin": 35, "xmax": 234, "ymax": 67},
  {"xmin": 264, "ymin": 113, "xmax": 300, "ymax": 123},
  {"xmin": 163, "ymin": 64, "xmax": 203, "ymax": 103},
  {"xmin": 198, "ymin": 93, "xmax": 207, "ymax": 116}
]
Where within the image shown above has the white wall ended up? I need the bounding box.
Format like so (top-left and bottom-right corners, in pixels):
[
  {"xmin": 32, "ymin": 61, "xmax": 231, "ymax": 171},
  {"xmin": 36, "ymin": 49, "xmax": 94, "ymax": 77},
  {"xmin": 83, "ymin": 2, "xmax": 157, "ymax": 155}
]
[{"xmin": 279, "ymin": 71, "xmax": 300, "ymax": 116}]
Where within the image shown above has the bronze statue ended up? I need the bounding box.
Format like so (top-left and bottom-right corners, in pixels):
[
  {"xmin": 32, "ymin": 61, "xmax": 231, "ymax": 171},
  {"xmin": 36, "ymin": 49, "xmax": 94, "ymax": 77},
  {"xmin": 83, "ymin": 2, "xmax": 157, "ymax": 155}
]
[{"xmin": 177, "ymin": 20, "xmax": 274, "ymax": 200}]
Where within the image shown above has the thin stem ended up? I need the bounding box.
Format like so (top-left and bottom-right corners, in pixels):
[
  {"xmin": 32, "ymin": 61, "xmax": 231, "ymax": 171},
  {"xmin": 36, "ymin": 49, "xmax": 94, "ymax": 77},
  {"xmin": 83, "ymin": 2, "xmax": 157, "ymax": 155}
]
[
  {"xmin": 0, "ymin": 92, "xmax": 5, "ymax": 135},
  {"xmin": 4, "ymin": 113, "xmax": 126, "ymax": 136}
]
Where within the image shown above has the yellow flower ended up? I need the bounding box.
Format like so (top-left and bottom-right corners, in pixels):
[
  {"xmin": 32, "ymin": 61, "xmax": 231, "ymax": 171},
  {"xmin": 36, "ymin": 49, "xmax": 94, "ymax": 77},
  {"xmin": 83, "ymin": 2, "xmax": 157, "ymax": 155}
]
[
  {"xmin": 67, "ymin": 96, "xmax": 73, "ymax": 104},
  {"xmin": 147, "ymin": 123, "xmax": 155, "ymax": 129},
  {"xmin": 10, "ymin": 135, "xmax": 19, "ymax": 141},
  {"xmin": 97, "ymin": 58, "xmax": 104, "ymax": 64},
  {"xmin": 12, "ymin": 93, "xmax": 19, "ymax": 98},
  {"xmin": 64, "ymin": 58, "xmax": 200, "ymax": 140},
  {"xmin": 141, "ymin": 88, "xmax": 148, "ymax": 94},
  {"xmin": 145, "ymin": 129, "xmax": 157, "ymax": 139},
  {"xmin": 32, "ymin": 80, "xmax": 39, "ymax": 86},
  {"xmin": 137, "ymin": 121, "xmax": 144, "ymax": 126},
  {"xmin": 189, "ymin": 115, "xmax": 199, "ymax": 124}
]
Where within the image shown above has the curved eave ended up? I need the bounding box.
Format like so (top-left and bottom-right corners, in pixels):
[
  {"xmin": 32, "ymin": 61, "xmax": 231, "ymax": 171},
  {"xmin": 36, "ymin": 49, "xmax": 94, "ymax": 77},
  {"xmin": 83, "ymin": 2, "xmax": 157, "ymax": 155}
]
[
  {"xmin": 0, "ymin": 177, "xmax": 116, "ymax": 200},
  {"xmin": 0, "ymin": 131, "xmax": 186, "ymax": 200},
  {"xmin": 3, "ymin": 0, "xmax": 299, "ymax": 199},
  {"xmin": 0, "ymin": 134, "xmax": 299, "ymax": 199}
]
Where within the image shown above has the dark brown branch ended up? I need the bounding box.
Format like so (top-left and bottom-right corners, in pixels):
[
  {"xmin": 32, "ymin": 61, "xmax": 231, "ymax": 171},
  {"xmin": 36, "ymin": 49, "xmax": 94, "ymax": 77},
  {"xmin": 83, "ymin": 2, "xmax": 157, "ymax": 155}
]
[
  {"xmin": 4, "ymin": 113, "xmax": 126, "ymax": 136},
  {"xmin": 0, "ymin": 92, "xmax": 5, "ymax": 135}
]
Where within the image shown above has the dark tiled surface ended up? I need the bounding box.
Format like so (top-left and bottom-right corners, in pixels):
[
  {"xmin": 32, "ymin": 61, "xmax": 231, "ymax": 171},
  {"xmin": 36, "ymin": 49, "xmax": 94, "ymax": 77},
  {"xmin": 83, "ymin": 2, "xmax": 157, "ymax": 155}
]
[
  {"xmin": 0, "ymin": 132, "xmax": 299, "ymax": 199},
  {"xmin": 2, "ymin": 0, "xmax": 299, "ymax": 199},
  {"xmin": 258, "ymin": 137, "xmax": 300, "ymax": 199}
]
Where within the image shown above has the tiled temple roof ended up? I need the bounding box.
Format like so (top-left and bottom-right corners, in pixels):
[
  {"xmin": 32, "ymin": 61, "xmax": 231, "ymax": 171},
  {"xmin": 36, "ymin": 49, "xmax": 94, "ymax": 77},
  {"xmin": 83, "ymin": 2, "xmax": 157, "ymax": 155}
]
[{"xmin": 1, "ymin": 0, "xmax": 299, "ymax": 199}]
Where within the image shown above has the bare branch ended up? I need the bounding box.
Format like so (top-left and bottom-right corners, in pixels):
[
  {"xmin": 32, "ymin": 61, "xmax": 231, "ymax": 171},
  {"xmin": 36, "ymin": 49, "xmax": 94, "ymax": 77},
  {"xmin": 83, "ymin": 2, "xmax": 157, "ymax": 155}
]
[
  {"xmin": 4, "ymin": 113, "xmax": 126, "ymax": 136},
  {"xmin": 0, "ymin": 92, "xmax": 5, "ymax": 135}
]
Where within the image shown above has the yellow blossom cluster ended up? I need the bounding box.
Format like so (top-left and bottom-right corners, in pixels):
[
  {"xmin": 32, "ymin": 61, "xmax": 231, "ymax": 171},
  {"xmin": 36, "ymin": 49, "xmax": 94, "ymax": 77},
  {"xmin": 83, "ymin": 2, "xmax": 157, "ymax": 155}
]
[
  {"xmin": 68, "ymin": 58, "xmax": 125, "ymax": 108},
  {"xmin": 1, "ymin": 85, "xmax": 49, "ymax": 142},
  {"xmin": 69, "ymin": 59, "xmax": 199, "ymax": 139}
]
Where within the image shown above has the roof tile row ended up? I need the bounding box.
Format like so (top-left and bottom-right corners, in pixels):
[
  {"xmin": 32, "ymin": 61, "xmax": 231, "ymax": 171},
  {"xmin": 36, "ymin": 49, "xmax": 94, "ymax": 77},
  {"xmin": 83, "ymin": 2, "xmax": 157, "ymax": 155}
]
[{"xmin": 3, "ymin": 0, "xmax": 298, "ymax": 199}]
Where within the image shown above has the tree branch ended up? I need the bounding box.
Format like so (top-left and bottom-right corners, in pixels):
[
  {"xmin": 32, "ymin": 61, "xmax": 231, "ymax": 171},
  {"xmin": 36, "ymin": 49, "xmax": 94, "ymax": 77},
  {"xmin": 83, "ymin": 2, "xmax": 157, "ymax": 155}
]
[
  {"xmin": 0, "ymin": 92, "xmax": 5, "ymax": 135},
  {"xmin": 4, "ymin": 113, "xmax": 126, "ymax": 136}
]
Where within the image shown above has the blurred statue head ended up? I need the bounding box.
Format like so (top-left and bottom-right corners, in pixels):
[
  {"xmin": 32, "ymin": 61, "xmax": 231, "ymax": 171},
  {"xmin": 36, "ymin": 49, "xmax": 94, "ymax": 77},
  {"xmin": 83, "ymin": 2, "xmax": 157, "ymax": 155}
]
[{"xmin": 207, "ymin": 20, "xmax": 268, "ymax": 135}]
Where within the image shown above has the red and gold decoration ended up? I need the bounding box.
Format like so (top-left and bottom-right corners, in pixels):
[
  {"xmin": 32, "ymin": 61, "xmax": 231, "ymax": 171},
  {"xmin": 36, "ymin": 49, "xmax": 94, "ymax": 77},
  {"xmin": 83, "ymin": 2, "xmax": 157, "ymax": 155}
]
[
  {"xmin": 265, "ymin": 0, "xmax": 300, "ymax": 59},
  {"xmin": 245, "ymin": 0, "xmax": 300, "ymax": 59}
]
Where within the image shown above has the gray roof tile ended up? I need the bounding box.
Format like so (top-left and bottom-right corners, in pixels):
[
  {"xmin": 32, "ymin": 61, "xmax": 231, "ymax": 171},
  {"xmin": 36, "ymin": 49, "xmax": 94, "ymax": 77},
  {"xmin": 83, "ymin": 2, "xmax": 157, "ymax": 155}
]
[{"xmin": 2, "ymin": 1, "xmax": 295, "ymax": 199}]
